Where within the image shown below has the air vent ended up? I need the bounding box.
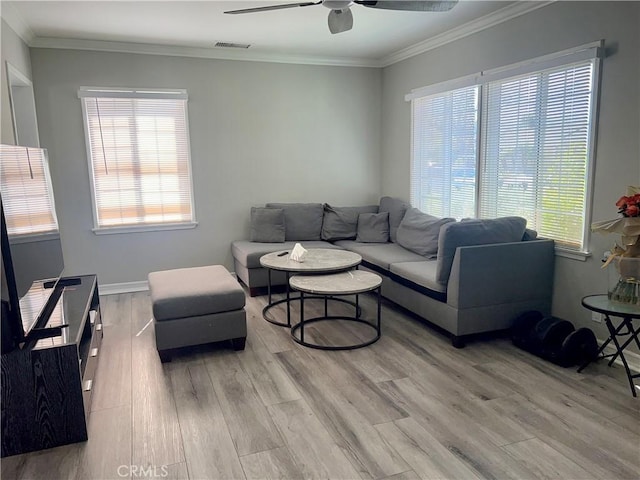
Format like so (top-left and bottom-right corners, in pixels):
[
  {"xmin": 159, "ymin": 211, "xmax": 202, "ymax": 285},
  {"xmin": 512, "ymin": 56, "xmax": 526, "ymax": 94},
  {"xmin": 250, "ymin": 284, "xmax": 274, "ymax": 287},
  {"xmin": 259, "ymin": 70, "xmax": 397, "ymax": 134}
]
[{"xmin": 215, "ymin": 42, "xmax": 251, "ymax": 49}]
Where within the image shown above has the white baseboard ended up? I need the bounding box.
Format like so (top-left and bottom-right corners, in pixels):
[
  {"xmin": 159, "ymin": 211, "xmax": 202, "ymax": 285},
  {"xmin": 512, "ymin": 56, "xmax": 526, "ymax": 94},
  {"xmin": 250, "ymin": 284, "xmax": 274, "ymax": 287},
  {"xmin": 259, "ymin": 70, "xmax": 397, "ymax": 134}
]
[
  {"xmin": 99, "ymin": 280, "xmax": 149, "ymax": 295},
  {"xmin": 98, "ymin": 272, "xmax": 238, "ymax": 296}
]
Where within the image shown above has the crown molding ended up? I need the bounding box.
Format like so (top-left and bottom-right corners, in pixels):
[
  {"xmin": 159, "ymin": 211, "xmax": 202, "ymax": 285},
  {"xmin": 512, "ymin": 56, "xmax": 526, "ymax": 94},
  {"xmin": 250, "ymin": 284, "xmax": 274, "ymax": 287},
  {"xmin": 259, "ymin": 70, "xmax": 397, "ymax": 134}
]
[
  {"xmin": 379, "ymin": 1, "xmax": 555, "ymax": 67},
  {"xmin": 0, "ymin": 1, "xmax": 36, "ymax": 44},
  {"xmin": 7, "ymin": 1, "xmax": 554, "ymax": 69},
  {"xmin": 28, "ymin": 37, "xmax": 380, "ymax": 68}
]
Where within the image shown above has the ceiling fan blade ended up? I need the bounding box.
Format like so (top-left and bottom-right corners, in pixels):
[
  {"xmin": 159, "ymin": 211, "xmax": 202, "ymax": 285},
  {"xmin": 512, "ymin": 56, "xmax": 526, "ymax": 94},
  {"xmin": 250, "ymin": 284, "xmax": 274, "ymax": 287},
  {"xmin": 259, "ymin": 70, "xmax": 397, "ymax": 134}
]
[
  {"xmin": 225, "ymin": 1, "xmax": 321, "ymax": 14},
  {"xmin": 354, "ymin": 1, "xmax": 458, "ymax": 12},
  {"xmin": 328, "ymin": 7, "xmax": 354, "ymax": 34}
]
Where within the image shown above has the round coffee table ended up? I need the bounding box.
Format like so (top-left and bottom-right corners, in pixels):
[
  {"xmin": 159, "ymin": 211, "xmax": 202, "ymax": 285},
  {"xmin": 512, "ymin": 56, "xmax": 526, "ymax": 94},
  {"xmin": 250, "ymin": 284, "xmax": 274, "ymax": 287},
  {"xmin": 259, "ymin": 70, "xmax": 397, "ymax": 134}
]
[
  {"xmin": 260, "ymin": 248, "xmax": 362, "ymax": 327},
  {"xmin": 289, "ymin": 270, "xmax": 382, "ymax": 350},
  {"xmin": 579, "ymin": 294, "xmax": 640, "ymax": 397}
]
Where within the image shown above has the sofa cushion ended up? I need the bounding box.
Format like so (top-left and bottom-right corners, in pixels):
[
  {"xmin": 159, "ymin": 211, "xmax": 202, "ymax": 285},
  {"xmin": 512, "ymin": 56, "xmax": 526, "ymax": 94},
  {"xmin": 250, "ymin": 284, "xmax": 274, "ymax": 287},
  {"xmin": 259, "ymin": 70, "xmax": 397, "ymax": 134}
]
[
  {"xmin": 250, "ymin": 207, "xmax": 285, "ymax": 243},
  {"xmin": 356, "ymin": 212, "xmax": 389, "ymax": 243},
  {"xmin": 232, "ymin": 240, "xmax": 341, "ymax": 269},
  {"xmin": 334, "ymin": 240, "xmax": 426, "ymax": 270},
  {"xmin": 396, "ymin": 208, "xmax": 455, "ymax": 257},
  {"xmin": 379, "ymin": 196, "xmax": 409, "ymax": 243},
  {"xmin": 265, "ymin": 203, "xmax": 324, "ymax": 241},
  {"xmin": 321, "ymin": 204, "xmax": 378, "ymax": 241},
  {"xmin": 149, "ymin": 265, "xmax": 245, "ymax": 321},
  {"xmin": 436, "ymin": 216, "xmax": 527, "ymax": 286},
  {"xmin": 390, "ymin": 260, "xmax": 445, "ymax": 293}
]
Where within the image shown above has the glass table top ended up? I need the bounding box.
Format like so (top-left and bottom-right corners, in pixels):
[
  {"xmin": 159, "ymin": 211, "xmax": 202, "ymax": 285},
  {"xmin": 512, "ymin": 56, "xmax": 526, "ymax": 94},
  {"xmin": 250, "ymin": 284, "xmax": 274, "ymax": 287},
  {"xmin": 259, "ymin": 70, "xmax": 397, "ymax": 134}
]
[{"xmin": 582, "ymin": 294, "xmax": 640, "ymax": 318}]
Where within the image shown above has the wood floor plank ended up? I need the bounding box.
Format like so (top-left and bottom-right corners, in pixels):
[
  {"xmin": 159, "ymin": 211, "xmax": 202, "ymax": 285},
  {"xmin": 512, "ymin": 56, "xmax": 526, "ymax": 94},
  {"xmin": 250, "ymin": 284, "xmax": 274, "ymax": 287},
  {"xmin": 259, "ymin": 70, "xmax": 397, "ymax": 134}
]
[
  {"xmin": 268, "ymin": 399, "xmax": 363, "ymax": 479},
  {"xmin": 501, "ymin": 437, "xmax": 597, "ymax": 480},
  {"xmin": 131, "ymin": 290, "xmax": 154, "ymax": 333},
  {"xmin": 382, "ymin": 470, "xmax": 421, "ymax": 480},
  {"xmin": 475, "ymin": 360, "xmax": 640, "ymax": 466},
  {"xmin": 7, "ymin": 444, "xmax": 81, "ymax": 480},
  {"xmin": 1, "ymin": 452, "xmax": 27, "ymax": 479},
  {"xmin": 610, "ymin": 412, "xmax": 640, "ymax": 435},
  {"xmin": 239, "ymin": 447, "xmax": 304, "ymax": 480},
  {"xmin": 487, "ymin": 394, "xmax": 640, "ymax": 480},
  {"xmin": 236, "ymin": 330, "xmax": 302, "ymax": 407},
  {"xmin": 91, "ymin": 325, "xmax": 132, "ymax": 412},
  {"xmin": 131, "ymin": 320, "xmax": 185, "ymax": 468},
  {"xmin": 246, "ymin": 295, "xmax": 297, "ymax": 354},
  {"xmin": 378, "ymin": 378, "xmax": 538, "ymax": 479},
  {"xmin": 168, "ymin": 358, "xmax": 245, "ymax": 480},
  {"xmin": 276, "ymin": 348, "xmax": 410, "ymax": 479},
  {"xmin": 100, "ymin": 293, "xmax": 131, "ymax": 328},
  {"xmin": 290, "ymin": 344, "xmax": 408, "ymax": 426},
  {"xmin": 382, "ymin": 319, "xmax": 515, "ymax": 401},
  {"xmin": 76, "ymin": 405, "xmax": 131, "ymax": 480},
  {"xmin": 479, "ymin": 340, "xmax": 640, "ymax": 418},
  {"xmin": 203, "ymin": 350, "xmax": 284, "ymax": 456},
  {"xmin": 162, "ymin": 462, "xmax": 190, "ymax": 480},
  {"xmin": 332, "ymin": 336, "xmax": 409, "ymax": 384},
  {"xmin": 375, "ymin": 419, "xmax": 483, "ymax": 480},
  {"xmin": 478, "ymin": 364, "xmax": 640, "ymax": 478}
]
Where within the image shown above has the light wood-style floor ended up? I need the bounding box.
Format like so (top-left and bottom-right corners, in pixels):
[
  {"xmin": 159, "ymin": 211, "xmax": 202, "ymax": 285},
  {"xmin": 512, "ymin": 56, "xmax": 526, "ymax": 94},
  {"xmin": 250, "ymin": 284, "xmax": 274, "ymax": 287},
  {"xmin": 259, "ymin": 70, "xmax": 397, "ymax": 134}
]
[{"xmin": 2, "ymin": 289, "xmax": 639, "ymax": 480}]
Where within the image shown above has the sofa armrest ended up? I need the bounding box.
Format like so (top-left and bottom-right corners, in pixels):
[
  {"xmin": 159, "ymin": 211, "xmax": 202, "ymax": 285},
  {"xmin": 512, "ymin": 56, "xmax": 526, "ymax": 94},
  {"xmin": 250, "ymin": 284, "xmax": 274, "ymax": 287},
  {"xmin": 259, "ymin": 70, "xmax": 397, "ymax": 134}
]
[{"xmin": 447, "ymin": 239, "xmax": 555, "ymax": 309}]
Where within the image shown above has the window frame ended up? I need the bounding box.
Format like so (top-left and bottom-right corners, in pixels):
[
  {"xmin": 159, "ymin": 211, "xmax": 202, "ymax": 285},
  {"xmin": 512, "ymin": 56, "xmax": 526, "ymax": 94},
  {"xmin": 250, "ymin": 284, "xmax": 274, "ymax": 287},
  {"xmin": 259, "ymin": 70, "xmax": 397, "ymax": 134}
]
[
  {"xmin": 407, "ymin": 41, "xmax": 603, "ymax": 258},
  {"xmin": 79, "ymin": 87, "xmax": 197, "ymax": 234}
]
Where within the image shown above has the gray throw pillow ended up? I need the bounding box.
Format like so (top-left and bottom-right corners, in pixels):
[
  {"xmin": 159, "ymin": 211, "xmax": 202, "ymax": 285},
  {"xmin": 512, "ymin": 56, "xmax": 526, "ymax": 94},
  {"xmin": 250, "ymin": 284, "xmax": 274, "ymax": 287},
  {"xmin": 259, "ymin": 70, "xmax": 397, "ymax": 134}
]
[
  {"xmin": 265, "ymin": 203, "xmax": 324, "ymax": 241},
  {"xmin": 379, "ymin": 196, "xmax": 409, "ymax": 243},
  {"xmin": 396, "ymin": 208, "xmax": 455, "ymax": 257},
  {"xmin": 356, "ymin": 212, "xmax": 389, "ymax": 243},
  {"xmin": 321, "ymin": 204, "xmax": 379, "ymax": 241},
  {"xmin": 249, "ymin": 207, "xmax": 285, "ymax": 243}
]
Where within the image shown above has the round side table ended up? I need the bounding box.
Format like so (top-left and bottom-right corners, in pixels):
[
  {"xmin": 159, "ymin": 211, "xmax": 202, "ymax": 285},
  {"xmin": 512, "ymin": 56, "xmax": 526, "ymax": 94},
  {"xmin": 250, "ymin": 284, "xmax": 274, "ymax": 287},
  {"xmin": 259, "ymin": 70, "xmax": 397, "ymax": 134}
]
[
  {"xmin": 289, "ymin": 270, "xmax": 382, "ymax": 350},
  {"xmin": 579, "ymin": 294, "xmax": 640, "ymax": 397},
  {"xmin": 259, "ymin": 248, "xmax": 362, "ymax": 327}
]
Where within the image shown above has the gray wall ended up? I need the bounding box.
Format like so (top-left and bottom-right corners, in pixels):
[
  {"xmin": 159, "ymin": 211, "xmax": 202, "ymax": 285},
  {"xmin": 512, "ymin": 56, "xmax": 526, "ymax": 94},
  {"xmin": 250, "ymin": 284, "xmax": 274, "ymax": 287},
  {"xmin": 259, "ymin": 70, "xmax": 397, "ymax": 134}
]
[
  {"xmin": 9, "ymin": 2, "xmax": 640, "ymax": 346},
  {"xmin": 1, "ymin": 19, "xmax": 33, "ymax": 145},
  {"xmin": 30, "ymin": 49, "xmax": 382, "ymax": 284},
  {"xmin": 381, "ymin": 1, "xmax": 640, "ymax": 340}
]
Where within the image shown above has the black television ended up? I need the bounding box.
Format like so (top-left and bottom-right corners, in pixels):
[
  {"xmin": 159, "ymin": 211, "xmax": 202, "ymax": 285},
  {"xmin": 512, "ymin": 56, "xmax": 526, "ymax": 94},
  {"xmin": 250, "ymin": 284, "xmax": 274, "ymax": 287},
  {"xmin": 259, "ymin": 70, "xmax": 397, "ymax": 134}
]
[{"xmin": 0, "ymin": 145, "xmax": 65, "ymax": 353}]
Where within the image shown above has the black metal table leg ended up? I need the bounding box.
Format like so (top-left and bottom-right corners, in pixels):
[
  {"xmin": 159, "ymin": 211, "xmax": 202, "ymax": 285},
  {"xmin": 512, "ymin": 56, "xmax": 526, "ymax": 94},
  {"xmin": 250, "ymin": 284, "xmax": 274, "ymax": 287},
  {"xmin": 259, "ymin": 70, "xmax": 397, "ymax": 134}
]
[
  {"xmin": 300, "ymin": 290, "xmax": 305, "ymax": 344},
  {"xmin": 603, "ymin": 314, "xmax": 638, "ymax": 397}
]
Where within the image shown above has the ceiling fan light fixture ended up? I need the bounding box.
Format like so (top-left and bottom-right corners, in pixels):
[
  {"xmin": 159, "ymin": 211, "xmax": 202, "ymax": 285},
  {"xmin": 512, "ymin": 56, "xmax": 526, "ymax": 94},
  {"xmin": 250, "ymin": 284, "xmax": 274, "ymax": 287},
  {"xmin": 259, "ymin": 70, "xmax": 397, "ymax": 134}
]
[{"xmin": 328, "ymin": 7, "xmax": 353, "ymax": 34}]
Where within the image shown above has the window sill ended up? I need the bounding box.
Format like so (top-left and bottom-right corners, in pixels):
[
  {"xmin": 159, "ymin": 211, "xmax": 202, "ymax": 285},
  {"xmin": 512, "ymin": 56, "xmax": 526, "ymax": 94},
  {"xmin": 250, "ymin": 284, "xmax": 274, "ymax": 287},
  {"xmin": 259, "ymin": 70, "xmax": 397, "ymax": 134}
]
[
  {"xmin": 93, "ymin": 222, "xmax": 198, "ymax": 235},
  {"xmin": 555, "ymin": 247, "xmax": 591, "ymax": 261}
]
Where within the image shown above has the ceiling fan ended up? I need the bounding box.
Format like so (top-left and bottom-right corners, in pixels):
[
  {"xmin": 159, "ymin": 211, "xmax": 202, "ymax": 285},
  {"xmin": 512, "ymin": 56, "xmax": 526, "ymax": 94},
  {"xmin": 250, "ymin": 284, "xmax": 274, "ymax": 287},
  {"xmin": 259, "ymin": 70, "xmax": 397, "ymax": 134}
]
[{"xmin": 224, "ymin": 1, "xmax": 459, "ymax": 35}]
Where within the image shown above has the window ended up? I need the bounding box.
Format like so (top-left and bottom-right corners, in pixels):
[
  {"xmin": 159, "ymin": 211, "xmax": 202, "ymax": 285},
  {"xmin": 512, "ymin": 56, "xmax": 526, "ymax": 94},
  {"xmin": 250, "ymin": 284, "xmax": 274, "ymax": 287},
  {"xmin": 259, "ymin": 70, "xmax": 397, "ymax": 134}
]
[
  {"xmin": 408, "ymin": 42, "xmax": 602, "ymax": 254},
  {"xmin": 411, "ymin": 86, "xmax": 479, "ymax": 219},
  {"xmin": 79, "ymin": 87, "xmax": 196, "ymax": 232},
  {"xmin": 0, "ymin": 145, "xmax": 59, "ymax": 237}
]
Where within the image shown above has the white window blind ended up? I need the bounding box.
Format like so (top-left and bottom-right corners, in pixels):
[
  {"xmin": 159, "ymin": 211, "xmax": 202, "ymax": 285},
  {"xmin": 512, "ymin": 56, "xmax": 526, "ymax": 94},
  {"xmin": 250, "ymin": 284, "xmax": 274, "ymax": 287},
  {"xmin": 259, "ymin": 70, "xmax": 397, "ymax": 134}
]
[
  {"xmin": 79, "ymin": 88, "xmax": 195, "ymax": 230},
  {"xmin": 408, "ymin": 42, "xmax": 601, "ymax": 253},
  {"xmin": 480, "ymin": 62, "xmax": 595, "ymax": 250},
  {"xmin": 411, "ymin": 86, "xmax": 478, "ymax": 219},
  {"xmin": 0, "ymin": 145, "xmax": 59, "ymax": 236}
]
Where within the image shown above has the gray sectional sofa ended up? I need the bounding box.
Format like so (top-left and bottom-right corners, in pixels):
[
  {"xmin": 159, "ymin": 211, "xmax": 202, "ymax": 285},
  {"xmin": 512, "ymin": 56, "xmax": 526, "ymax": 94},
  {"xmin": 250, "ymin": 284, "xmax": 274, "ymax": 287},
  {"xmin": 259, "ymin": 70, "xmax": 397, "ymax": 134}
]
[{"xmin": 231, "ymin": 198, "xmax": 555, "ymax": 347}]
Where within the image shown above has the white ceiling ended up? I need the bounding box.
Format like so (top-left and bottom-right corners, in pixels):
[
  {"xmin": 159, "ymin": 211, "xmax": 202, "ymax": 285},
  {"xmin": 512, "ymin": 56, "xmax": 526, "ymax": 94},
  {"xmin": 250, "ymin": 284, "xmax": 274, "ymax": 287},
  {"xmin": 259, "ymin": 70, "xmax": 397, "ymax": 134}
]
[{"xmin": 1, "ymin": 0, "xmax": 549, "ymax": 66}]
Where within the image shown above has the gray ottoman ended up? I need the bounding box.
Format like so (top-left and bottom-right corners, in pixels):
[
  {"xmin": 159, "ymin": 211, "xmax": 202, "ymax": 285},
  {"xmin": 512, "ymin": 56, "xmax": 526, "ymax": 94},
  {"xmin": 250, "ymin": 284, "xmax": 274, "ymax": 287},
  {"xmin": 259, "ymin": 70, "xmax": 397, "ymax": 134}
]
[{"xmin": 148, "ymin": 265, "xmax": 247, "ymax": 362}]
